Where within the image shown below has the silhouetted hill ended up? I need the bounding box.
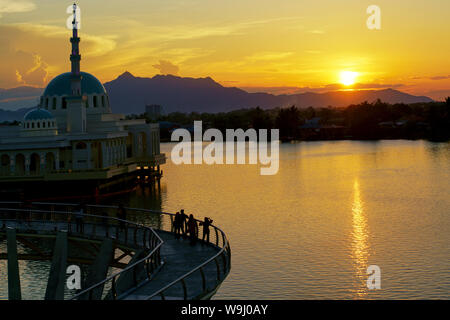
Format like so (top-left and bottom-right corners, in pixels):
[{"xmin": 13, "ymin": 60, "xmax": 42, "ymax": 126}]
[
  {"xmin": 286, "ymin": 88, "xmax": 433, "ymax": 108},
  {"xmin": 0, "ymin": 86, "xmax": 42, "ymax": 111},
  {"xmin": 0, "ymin": 107, "xmax": 34, "ymax": 122},
  {"xmin": 104, "ymin": 72, "xmax": 433, "ymax": 114},
  {"xmin": 0, "ymin": 74, "xmax": 434, "ymax": 120},
  {"xmin": 104, "ymin": 72, "xmax": 280, "ymax": 114}
]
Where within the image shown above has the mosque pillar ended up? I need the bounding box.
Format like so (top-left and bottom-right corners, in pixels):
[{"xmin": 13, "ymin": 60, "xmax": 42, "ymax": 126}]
[
  {"xmin": 132, "ymin": 132, "xmax": 139, "ymax": 159},
  {"xmin": 122, "ymin": 139, "xmax": 127, "ymax": 162},
  {"xmin": 114, "ymin": 141, "xmax": 117, "ymax": 164},
  {"xmin": 109, "ymin": 143, "xmax": 113, "ymax": 166},
  {"xmin": 117, "ymin": 140, "xmax": 120, "ymax": 163},
  {"xmin": 40, "ymin": 152, "xmax": 45, "ymax": 173},
  {"xmin": 119, "ymin": 139, "xmax": 123, "ymax": 162},
  {"xmin": 111, "ymin": 141, "xmax": 115, "ymax": 165},
  {"xmin": 106, "ymin": 141, "xmax": 112, "ymax": 167},
  {"xmin": 87, "ymin": 142, "xmax": 92, "ymax": 169},
  {"xmin": 147, "ymin": 129, "xmax": 154, "ymax": 158},
  {"xmin": 71, "ymin": 143, "xmax": 77, "ymax": 170},
  {"xmin": 25, "ymin": 154, "xmax": 30, "ymax": 175},
  {"xmin": 101, "ymin": 142, "xmax": 108, "ymax": 168},
  {"xmin": 55, "ymin": 152, "xmax": 60, "ymax": 171},
  {"xmin": 10, "ymin": 155, "xmax": 15, "ymax": 175}
]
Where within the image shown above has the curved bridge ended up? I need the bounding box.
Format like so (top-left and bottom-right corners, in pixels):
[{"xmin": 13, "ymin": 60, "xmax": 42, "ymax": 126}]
[{"xmin": 0, "ymin": 202, "xmax": 231, "ymax": 300}]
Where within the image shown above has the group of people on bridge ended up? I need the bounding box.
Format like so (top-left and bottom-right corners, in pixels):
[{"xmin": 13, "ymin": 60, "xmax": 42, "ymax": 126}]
[
  {"xmin": 16, "ymin": 201, "xmax": 214, "ymax": 247},
  {"xmin": 173, "ymin": 209, "xmax": 213, "ymax": 246}
]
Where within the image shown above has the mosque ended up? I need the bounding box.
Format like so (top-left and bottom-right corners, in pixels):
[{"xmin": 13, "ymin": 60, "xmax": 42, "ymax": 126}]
[{"xmin": 0, "ymin": 4, "xmax": 165, "ymax": 199}]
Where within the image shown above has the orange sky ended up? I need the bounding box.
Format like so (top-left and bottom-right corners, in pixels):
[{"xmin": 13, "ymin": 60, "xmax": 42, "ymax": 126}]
[{"xmin": 0, "ymin": 0, "xmax": 449, "ymax": 100}]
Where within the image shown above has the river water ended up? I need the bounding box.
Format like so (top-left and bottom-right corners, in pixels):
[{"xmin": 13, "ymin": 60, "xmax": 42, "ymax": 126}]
[{"xmin": 1, "ymin": 140, "xmax": 449, "ymax": 299}]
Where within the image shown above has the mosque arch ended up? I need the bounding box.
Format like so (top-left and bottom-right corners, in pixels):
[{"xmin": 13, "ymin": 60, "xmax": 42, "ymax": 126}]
[
  {"xmin": 30, "ymin": 153, "xmax": 41, "ymax": 175},
  {"xmin": 1, "ymin": 154, "xmax": 10, "ymax": 175},
  {"xmin": 76, "ymin": 141, "xmax": 87, "ymax": 150},
  {"xmin": 45, "ymin": 152, "xmax": 56, "ymax": 171},
  {"xmin": 15, "ymin": 154, "xmax": 26, "ymax": 175}
]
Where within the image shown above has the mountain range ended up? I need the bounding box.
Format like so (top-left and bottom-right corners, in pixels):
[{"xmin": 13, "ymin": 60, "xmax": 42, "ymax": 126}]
[
  {"xmin": 104, "ymin": 72, "xmax": 433, "ymax": 114},
  {"xmin": 0, "ymin": 72, "xmax": 434, "ymax": 121}
]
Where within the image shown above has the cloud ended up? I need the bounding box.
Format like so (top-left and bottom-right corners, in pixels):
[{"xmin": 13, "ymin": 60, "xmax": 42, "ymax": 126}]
[
  {"xmin": 152, "ymin": 60, "xmax": 179, "ymax": 75},
  {"xmin": 0, "ymin": 49, "xmax": 49, "ymax": 88},
  {"xmin": 429, "ymin": 75, "xmax": 450, "ymax": 81},
  {"xmin": 305, "ymin": 50, "xmax": 322, "ymax": 54},
  {"xmin": 308, "ymin": 30, "xmax": 325, "ymax": 34},
  {"xmin": 0, "ymin": 24, "xmax": 116, "ymax": 88},
  {"xmin": 14, "ymin": 50, "xmax": 49, "ymax": 86},
  {"xmin": 410, "ymin": 75, "xmax": 450, "ymax": 81},
  {"xmin": 245, "ymin": 52, "xmax": 294, "ymax": 62},
  {"xmin": 0, "ymin": 0, "xmax": 35, "ymax": 17},
  {"xmin": 425, "ymin": 89, "xmax": 450, "ymax": 101},
  {"xmin": 12, "ymin": 23, "xmax": 117, "ymax": 57}
]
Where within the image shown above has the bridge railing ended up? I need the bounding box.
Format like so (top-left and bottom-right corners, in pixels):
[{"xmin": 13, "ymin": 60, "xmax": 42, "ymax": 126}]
[
  {"xmin": 0, "ymin": 201, "xmax": 231, "ymax": 300},
  {"xmin": 0, "ymin": 203, "xmax": 164, "ymax": 300},
  {"xmin": 97, "ymin": 206, "xmax": 231, "ymax": 300},
  {"xmin": 146, "ymin": 223, "xmax": 231, "ymax": 300}
]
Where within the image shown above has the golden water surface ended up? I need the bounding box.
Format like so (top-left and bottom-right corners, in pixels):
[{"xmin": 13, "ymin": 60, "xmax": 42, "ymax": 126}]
[{"xmin": 1, "ymin": 140, "xmax": 449, "ymax": 299}]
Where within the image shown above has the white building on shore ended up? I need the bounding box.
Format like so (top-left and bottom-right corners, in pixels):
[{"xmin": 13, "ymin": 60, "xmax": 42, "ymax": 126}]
[{"xmin": 0, "ymin": 5, "xmax": 165, "ymax": 186}]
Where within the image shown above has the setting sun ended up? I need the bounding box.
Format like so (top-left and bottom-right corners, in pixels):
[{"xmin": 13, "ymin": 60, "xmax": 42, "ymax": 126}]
[{"xmin": 339, "ymin": 71, "xmax": 359, "ymax": 86}]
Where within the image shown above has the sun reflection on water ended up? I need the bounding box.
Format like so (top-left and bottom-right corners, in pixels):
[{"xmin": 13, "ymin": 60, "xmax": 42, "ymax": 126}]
[{"xmin": 351, "ymin": 179, "xmax": 369, "ymax": 298}]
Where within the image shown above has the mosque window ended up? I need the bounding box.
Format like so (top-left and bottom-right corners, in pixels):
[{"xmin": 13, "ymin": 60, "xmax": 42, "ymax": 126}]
[
  {"xmin": 37, "ymin": 122, "xmax": 40, "ymax": 128},
  {"xmin": 53, "ymin": 97, "xmax": 57, "ymax": 109},
  {"xmin": 76, "ymin": 142, "xmax": 87, "ymax": 149},
  {"xmin": 45, "ymin": 98, "xmax": 49, "ymax": 109},
  {"xmin": 32, "ymin": 123, "xmax": 35, "ymax": 129},
  {"xmin": 93, "ymin": 96, "xmax": 98, "ymax": 108},
  {"xmin": 102, "ymin": 96, "xmax": 105, "ymax": 107},
  {"xmin": 62, "ymin": 98, "xmax": 67, "ymax": 109},
  {"xmin": 43, "ymin": 122, "xmax": 46, "ymax": 128}
]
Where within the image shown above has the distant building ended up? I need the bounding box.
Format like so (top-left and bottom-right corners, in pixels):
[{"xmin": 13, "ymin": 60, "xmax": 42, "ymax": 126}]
[
  {"xmin": 145, "ymin": 104, "xmax": 163, "ymax": 120},
  {"xmin": 299, "ymin": 117, "xmax": 347, "ymax": 140},
  {"xmin": 0, "ymin": 6, "xmax": 165, "ymax": 197}
]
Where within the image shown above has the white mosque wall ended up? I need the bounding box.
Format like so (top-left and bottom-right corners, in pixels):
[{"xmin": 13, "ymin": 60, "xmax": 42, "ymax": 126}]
[{"xmin": 41, "ymin": 93, "xmax": 111, "ymax": 115}]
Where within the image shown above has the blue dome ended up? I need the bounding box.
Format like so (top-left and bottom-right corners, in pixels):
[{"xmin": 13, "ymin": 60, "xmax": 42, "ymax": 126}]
[
  {"xmin": 24, "ymin": 108, "xmax": 55, "ymax": 121},
  {"xmin": 43, "ymin": 72, "xmax": 106, "ymax": 96}
]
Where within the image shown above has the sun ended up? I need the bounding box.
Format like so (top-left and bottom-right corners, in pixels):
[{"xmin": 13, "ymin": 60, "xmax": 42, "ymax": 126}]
[{"xmin": 339, "ymin": 71, "xmax": 359, "ymax": 86}]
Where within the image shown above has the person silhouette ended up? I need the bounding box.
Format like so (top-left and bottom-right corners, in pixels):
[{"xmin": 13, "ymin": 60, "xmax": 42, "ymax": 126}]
[
  {"xmin": 187, "ymin": 214, "xmax": 198, "ymax": 246},
  {"xmin": 200, "ymin": 217, "xmax": 213, "ymax": 243},
  {"xmin": 174, "ymin": 212, "xmax": 182, "ymax": 239},
  {"xmin": 180, "ymin": 209, "xmax": 188, "ymax": 237},
  {"xmin": 117, "ymin": 203, "xmax": 127, "ymax": 230},
  {"xmin": 75, "ymin": 203, "xmax": 86, "ymax": 233}
]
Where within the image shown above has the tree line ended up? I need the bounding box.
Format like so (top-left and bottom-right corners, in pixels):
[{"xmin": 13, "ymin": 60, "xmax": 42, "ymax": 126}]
[{"xmin": 127, "ymin": 98, "xmax": 450, "ymax": 142}]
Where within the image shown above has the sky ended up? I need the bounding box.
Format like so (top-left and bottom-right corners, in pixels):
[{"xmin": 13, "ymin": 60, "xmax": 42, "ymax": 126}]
[{"xmin": 0, "ymin": 0, "xmax": 449, "ymax": 100}]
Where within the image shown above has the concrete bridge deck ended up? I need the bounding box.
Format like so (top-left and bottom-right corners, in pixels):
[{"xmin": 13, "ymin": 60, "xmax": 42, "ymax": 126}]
[{"xmin": 123, "ymin": 231, "xmax": 225, "ymax": 300}]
